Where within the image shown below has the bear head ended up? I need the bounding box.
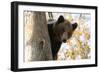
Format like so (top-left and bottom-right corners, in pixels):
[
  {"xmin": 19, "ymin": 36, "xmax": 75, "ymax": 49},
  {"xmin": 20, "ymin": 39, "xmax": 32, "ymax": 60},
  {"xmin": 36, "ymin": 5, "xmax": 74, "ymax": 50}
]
[{"xmin": 53, "ymin": 15, "xmax": 78, "ymax": 43}]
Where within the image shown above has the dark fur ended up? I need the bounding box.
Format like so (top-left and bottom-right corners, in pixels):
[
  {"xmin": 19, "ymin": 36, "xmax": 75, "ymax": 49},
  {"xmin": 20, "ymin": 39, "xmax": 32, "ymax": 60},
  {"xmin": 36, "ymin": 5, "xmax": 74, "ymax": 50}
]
[{"xmin": 48, "ymin": 15, "xmax": 78, "ymax": 60}]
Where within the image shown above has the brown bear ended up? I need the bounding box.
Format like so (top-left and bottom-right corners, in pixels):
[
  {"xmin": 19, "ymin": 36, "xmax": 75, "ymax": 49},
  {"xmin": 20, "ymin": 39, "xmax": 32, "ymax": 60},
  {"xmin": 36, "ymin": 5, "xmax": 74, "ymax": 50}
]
[{"xmin": 48, "ymin": 15, "xmax": 78, "ymax": 60}]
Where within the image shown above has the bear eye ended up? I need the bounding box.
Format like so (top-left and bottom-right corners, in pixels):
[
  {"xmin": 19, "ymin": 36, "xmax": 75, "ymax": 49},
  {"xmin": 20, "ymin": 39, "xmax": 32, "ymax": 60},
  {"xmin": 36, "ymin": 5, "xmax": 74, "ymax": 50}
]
[
  {"xmin": 62, "ymin": 28, "xmax": 65, "ymax": 32},
  {"xmin": 68, "ymin": 32, "xmax": 72, "ymax": 38}
]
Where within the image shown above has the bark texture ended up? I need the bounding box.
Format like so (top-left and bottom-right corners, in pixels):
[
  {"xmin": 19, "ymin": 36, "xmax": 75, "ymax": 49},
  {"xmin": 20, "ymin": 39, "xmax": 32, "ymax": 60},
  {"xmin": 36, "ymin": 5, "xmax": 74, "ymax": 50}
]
[{"xmin": 24, "ymin": 11, "xmax": 52, "ymax": 62}]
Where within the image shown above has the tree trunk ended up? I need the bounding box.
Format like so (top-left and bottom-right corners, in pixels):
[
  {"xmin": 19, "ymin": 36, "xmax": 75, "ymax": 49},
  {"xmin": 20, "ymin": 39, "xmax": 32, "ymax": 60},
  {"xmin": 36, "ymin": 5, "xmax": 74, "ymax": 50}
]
[{"xmin": 24, "ymin": 11, "xmax": 53, "ymax": 62}]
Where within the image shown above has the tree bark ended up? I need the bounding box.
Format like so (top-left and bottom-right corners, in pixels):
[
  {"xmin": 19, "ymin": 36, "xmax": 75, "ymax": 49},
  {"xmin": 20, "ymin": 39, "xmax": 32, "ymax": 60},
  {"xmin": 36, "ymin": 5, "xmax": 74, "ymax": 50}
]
[{"xmin": 24, "ymin": 11, "xmax": 53, "ymax": 62}]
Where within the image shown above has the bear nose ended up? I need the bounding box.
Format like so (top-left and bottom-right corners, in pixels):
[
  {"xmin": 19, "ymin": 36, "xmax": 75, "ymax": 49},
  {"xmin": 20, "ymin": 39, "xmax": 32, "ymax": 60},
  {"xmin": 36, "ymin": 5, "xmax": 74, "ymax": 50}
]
[{"xmin": 62, "ymin": 39, "xmax": 66, "ymax": 43}]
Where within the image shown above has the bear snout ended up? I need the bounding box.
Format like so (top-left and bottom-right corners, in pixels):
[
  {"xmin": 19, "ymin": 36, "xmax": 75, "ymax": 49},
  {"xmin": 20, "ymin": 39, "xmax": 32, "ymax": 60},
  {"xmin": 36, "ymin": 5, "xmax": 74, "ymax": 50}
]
[{"xmin": 62, "ymin": 39, "xmax": 66, "ymax": 43}]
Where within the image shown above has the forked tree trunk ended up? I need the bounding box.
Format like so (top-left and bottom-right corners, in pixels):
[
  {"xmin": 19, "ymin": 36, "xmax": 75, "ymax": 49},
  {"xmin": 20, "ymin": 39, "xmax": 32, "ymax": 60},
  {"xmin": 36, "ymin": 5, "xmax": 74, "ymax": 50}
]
[{"xmin": 24, "ymin": 11, "xmax": 53, "ymax": 62}]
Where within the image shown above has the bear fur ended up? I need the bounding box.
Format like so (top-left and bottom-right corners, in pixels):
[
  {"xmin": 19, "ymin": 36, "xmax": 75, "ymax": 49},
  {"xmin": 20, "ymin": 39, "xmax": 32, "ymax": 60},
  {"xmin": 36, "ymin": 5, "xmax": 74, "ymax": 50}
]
[{"xmin": 48, "ymin": 15, "xmax": 78, "ymax": 60}]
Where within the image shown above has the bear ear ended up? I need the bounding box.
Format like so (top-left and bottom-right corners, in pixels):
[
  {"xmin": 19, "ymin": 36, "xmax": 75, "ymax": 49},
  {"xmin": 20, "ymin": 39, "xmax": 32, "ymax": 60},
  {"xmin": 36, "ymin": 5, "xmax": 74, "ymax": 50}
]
[
  {"xmin": 72, "ymin": 23, "xmax": 78, "ymax": 31},
  {"xmin": 56, "ymin": 15, "xmax": 64, "ymax": 24}
]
